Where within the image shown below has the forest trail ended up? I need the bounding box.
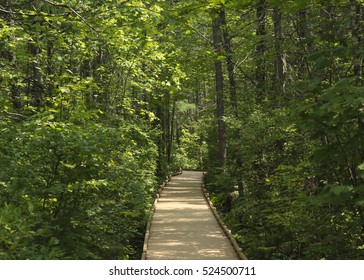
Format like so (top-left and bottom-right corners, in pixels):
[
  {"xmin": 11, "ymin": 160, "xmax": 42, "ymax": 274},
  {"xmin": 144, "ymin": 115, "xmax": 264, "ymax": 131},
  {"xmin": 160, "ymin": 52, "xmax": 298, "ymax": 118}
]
[{"xmin": 144, "ymin": 171, "xmax": 240, "ymax": 260}]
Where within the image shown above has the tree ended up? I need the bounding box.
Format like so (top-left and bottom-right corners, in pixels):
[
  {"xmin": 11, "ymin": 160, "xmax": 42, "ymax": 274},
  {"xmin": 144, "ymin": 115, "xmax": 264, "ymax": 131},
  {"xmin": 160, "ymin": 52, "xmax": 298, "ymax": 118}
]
[
  {"xmin": 255, "ymin": 0, "xmax": 267, "ymax": 104},
  {"xmin": 212, "ymin": 6, "xmax": 227, "ymax": 167}
]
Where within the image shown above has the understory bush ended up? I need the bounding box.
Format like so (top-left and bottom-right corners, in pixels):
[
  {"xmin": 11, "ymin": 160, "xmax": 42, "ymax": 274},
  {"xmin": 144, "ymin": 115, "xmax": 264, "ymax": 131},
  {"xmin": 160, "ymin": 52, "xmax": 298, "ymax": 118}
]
[{"xmin": 0, "ymin": 115, "xmax": 158, "ymax": 259}]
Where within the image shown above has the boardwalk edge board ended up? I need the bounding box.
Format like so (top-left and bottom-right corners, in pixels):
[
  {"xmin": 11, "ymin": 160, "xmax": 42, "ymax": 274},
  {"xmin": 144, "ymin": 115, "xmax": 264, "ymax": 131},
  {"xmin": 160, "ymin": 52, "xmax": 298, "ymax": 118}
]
[
  {"xmin": 141, "ymin": 175, "xmax": 172, "ymax": 260},
  {"xmin": 201, "ymin": 173, "xmax": 248, "ymax": 260}
]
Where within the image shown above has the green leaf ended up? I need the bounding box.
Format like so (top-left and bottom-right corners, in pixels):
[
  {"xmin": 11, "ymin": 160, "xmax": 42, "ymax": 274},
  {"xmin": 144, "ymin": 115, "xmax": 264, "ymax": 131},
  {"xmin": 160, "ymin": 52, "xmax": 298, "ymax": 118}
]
[
  {"xmin": 358, "ymin": 163, "xmax": 364, "ymax": 171},
  {"xmin": 329, "ymin": 185, "xmax": 353, "ymax": 196}
]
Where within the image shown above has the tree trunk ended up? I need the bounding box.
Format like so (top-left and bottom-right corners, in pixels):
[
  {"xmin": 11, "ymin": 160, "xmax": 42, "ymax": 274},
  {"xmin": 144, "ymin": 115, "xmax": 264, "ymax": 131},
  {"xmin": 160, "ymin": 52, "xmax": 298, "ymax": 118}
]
[
  {"xmin": 273, "ymin": 7, "xmax": 285, "ymax": 101},
  {"xmin": 166, "ymin": 94, "xmax": 174, "ymax": 164},
  {"xmin": 220, "ymin": 8, "xmax": 244, "ymax": 195},
  {"xmin": 296, "ymin": 8, "xmax": 310, "ymax": 79},
  {"xmin": 29, "ymin": 43, "xmax": 43, "ymax": 107},
  {"xmin": 212, "ymin": 8, "xmax": 227, "ymax": 167},
  {"xmin": 350, "ymin": 0, "xmax": 364, "ymax": 142},
  {"xmin": 220, "ymin": 9, "xmax": 237, "ymax": 113},
  {"xmin": 351, "ymin": 0, "xmax": 362, "ymax": 79},
  {"xmin": 156, "ymin": 103, "xmax": 167, "ymax": 177},
  {"xmin": 255, "ymin": 0, "xmax": 267, "ymax": 104}
]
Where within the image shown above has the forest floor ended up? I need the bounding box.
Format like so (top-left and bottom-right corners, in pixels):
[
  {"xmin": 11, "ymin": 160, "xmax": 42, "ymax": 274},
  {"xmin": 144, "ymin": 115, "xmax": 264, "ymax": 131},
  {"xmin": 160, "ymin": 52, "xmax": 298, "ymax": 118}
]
[{"xmin": 146, "ymin": 171, "xmax": 239, "ymax": 260}]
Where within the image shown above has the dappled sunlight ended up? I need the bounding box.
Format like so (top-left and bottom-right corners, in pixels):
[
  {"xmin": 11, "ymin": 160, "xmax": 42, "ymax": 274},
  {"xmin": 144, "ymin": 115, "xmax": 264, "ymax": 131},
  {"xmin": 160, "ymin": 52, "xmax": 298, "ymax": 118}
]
[{"xmin": 146, "ymin": 171, "xmax": 238, "ymax": 260}]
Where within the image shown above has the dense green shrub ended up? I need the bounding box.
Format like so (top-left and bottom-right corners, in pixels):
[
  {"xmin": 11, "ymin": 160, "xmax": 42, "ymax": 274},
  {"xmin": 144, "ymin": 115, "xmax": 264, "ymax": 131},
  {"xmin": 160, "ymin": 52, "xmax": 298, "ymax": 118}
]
[{"xmin": 0, "ymin": 116, "xmax": 157, "ymax": 259}]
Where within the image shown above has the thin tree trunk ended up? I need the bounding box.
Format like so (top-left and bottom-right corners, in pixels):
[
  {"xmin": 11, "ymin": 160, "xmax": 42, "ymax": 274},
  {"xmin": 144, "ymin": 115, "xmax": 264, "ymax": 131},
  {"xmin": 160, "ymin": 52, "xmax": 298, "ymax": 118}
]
[
  {"xmin": 256, "ymin": 0, "xmax": 267, "ymax": 104},
  {"xmin": 212, "ymin": 8, "xmax": 227, "ymax": 167},
  {"xmin": 220, "ymin": 9, "xmax": 237, "ymax": 113},
  {"xmin": 29, "ymin": 42, "xmax": 43, "ymax": 107},
  {"xmin": 296, "ymin": 9, "xmax": 307, "ymax": 78},
  {"xmin": 296, "ymin": 8, "xmax": 315, "ymax": 80},
  {"xmin": 273, "ymin": 7, "xmax": 285, "ymax": 101},
  {"xmin": 166, "ymin": 96, "xmax": 175, "ymax": 164},
  {"xmin": 350, "ymin": 0, "xmax": 364, "ymax": 148},
  {"xmin": 351, "ymin": 0, "xmax": 361, "ymax": 79},
  {"xmin": 156, "ymin": 103, "xmax": 167, "ymax": 178}
]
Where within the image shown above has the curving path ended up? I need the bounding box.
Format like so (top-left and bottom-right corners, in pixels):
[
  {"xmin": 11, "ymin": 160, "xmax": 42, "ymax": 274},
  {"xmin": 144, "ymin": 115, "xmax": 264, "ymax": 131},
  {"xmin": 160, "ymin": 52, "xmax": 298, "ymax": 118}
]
[{"xmin": 144, "ymin": 170, "xmax": 240, "ymax": 260}]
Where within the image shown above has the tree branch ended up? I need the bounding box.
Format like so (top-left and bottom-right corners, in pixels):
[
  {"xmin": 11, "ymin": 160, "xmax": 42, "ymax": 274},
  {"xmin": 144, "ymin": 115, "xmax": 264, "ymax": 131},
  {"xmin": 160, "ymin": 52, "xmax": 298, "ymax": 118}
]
[
  {"xmin": 0, "ymin": 6, "xmax": 34, "ymax": 16},
  {"xmin": 183, "ymin": 21, "xmax": 256, "ymax": 86},
  {"xmin": 2, "ymin": 110, "xmax": 28, "ymax": 119},
  {"xmin": 0, "ymin": 5, "xmax": 70, "ymax": 18},
  {"xmin": 40, "ymin": 0, "xmax": 98, "ymax": 36}
]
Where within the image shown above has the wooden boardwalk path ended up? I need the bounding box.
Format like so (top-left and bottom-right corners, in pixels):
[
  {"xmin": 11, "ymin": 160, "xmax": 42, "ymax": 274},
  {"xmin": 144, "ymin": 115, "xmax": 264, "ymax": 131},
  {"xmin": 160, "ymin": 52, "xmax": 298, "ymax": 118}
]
[{"xmin": 143, "ymin": 170, "xmax": 243, "ymax": 260}]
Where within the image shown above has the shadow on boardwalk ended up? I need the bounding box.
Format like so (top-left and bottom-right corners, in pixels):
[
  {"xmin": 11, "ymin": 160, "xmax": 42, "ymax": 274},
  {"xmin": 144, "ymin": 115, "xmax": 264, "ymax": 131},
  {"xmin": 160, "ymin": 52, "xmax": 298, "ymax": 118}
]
[{"xmin": 144, "ymin": 171, "xmax": 240, "ymax": 260}]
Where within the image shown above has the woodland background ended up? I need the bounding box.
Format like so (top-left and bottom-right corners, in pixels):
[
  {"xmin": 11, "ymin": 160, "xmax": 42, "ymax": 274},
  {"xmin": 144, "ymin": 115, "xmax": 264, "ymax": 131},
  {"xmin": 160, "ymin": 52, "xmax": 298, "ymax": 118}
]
[{"xmin": 0, "ymin": 0, "xmax": 363, "ymax": 259}]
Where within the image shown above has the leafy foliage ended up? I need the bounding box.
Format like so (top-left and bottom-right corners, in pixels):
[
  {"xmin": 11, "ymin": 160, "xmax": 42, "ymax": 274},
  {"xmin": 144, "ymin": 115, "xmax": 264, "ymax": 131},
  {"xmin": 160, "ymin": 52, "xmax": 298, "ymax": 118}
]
[
  {"xmin": 200, "ymin": 0, "xmax": 364, "ymax": 259},
  {"xmin": 1, "ymin": 0, "xmax": 363, "ymax": 260},
  {"xmin": 0, "ymin": 0, "xmax": 166, "ymax": 259},
  {"xmin": 0, "ymin": 115, "xmax": 157, "ymax": 259}
]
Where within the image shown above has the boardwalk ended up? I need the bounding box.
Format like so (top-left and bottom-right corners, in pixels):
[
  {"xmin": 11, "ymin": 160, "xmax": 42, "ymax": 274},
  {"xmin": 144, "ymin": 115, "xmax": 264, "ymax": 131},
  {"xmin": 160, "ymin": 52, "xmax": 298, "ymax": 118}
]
[{"xmin": 144, "ymin": 171, "xmax": 240, "ymax": 260}]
